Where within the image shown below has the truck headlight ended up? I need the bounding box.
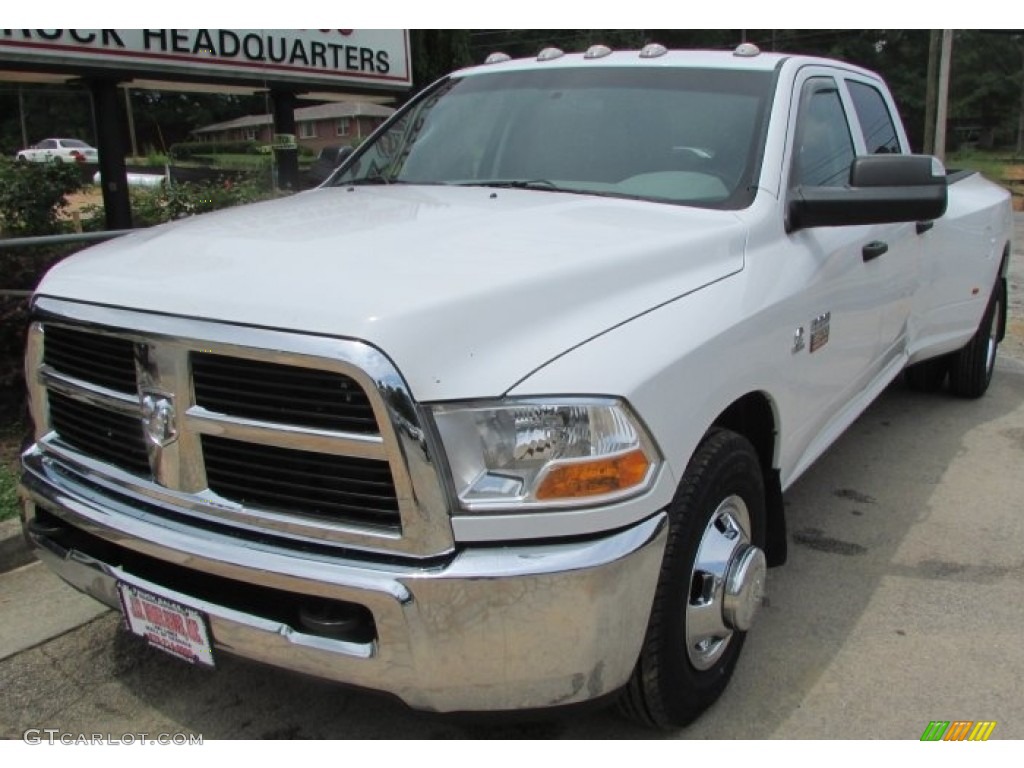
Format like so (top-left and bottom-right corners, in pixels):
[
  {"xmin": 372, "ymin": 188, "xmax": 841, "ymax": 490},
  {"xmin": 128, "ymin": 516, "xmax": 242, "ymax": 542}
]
[{"xmin": 430, "ymin": 398, "xmax": 660, "ymax": 510}]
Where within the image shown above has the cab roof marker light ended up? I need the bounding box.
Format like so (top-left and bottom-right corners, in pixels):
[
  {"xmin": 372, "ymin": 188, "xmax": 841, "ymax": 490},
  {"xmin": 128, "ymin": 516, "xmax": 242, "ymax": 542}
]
[
  {"xmin": 639, "ymin": 44, "xmax": 668, "ymax": 59},
  {"xmin": 734, "ymin": 43, "xmax": 761, "ymax": 57},
  {"xmin": 537, "ymin": 47, "xmax": 565, "ymax": 62},
  {"xmin": 484, "ymin": 52, "xmax": 511, "ymax": 65},
  {"xmin": 584, "ymin": 45, "xmax": 613, "ymax": 60}
]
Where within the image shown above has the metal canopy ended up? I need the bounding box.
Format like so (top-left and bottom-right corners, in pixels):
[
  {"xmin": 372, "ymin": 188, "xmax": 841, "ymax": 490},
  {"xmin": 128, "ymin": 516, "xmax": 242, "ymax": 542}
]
[{"xmin": 0, "ymin": 29, "xmax": 410, "ymax": 228}]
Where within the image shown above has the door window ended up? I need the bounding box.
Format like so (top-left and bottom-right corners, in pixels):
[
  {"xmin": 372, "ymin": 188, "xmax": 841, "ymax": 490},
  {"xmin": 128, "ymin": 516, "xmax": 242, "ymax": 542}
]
[
  {"xmin": 847, "ymin": 81, "xmax": 901, "ymax": 154},
  {"xmin": 793, "ymin": 79, "xmax": 855, "ymax": 188}
]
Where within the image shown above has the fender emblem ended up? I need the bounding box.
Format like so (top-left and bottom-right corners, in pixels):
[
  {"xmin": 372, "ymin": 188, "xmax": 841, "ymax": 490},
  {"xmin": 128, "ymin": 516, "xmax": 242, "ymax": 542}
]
[
  {"xmin": 810, "ymin": 312, "xmax": 831, "ymax": 353},
  {"xmin": 792, "ymin": 326, "xmax": 806, "ymax": 354}
]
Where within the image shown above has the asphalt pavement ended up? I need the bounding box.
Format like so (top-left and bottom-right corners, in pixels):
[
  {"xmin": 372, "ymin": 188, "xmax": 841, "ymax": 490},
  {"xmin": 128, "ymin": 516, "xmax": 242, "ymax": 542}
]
[{"xmin": 1, "ymin": 215, "xmax": 1022, "ymax": 739}]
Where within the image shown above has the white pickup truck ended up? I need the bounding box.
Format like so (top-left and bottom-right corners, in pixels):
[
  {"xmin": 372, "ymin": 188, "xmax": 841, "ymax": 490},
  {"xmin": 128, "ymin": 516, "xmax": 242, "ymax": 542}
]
[{"xmin": 19, "ymin": 45, "xmax": 1013, "ymax": 728}]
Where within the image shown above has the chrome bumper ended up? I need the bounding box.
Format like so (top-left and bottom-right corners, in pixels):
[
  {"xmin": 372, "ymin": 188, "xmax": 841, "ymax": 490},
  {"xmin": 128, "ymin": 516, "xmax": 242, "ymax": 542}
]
[{"xmin": 20, "ymin": 449, "xmax": 667, "ymax": 713}]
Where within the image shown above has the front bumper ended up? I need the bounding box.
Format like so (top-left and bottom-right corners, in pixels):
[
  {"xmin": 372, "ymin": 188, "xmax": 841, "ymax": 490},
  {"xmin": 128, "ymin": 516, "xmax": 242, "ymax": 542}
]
[{"xmin": 20, "ymin": 448, "xmax": 667, "ymax": 713}]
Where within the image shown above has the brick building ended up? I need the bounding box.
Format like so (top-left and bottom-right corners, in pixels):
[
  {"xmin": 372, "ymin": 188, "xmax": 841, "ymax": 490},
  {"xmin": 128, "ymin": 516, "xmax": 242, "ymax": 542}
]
[{"xmin": 193, "ymin": 101, "xmax": 395, "ymax": 152}]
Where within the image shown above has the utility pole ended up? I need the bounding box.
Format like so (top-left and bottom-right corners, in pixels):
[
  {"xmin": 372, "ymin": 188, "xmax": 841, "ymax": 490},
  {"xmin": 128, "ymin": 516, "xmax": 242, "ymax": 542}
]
[
  {"xmin": 17, "ymin": 86, "xmax": 29, "ymax": 148},
  {"xmin": 1017, "ymin": 37, "xmax": 1024, "ymax": 155},
  {"xmin": 934, "ymin": 30, "xmax": 953, "ymax": 162},
  {"xmin": 923, "ymin": 30, "xmax": 940, "ymax": 154},
  {"xmin": 124, "ymin": 87, "xmax": 139, "ymax": 160}
]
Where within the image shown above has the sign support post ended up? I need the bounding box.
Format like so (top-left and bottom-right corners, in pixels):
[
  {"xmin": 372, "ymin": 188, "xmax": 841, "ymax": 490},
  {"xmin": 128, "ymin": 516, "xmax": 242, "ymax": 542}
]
[
  {"xmin": 89, "ymin": 78, "xmax": 132, "ymax": 230},
  {"xmin": 271, "ymin": 90, "xmax": 298, "ymax": 191}
]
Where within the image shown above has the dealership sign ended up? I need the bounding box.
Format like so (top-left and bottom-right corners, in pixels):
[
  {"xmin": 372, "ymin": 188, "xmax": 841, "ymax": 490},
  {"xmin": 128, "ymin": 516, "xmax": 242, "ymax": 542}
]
[{"xmin": 0, "ymin": 29, "xmax": 411, "ymax": 89}]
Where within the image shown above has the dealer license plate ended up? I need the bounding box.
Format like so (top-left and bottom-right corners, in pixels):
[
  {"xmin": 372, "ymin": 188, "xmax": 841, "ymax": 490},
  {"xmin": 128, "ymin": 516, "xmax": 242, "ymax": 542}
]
[{"xmin": 117, "ymin": 582, "xmax": 215, "ymax": 668}]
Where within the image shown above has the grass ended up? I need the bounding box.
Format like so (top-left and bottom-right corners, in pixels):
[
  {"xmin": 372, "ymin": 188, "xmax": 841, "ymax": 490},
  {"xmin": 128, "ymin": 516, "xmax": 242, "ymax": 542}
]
[
  {"xmin": 946, "ymin": 149, "xmax": 1022, "ymax": 186},
  {"xmin": 0, "ymin": 418, "xmax": 24, "ymax": 522},
  {"xmin": 0, "ymin": 463, "xmax": 18, "ymax": 523}
]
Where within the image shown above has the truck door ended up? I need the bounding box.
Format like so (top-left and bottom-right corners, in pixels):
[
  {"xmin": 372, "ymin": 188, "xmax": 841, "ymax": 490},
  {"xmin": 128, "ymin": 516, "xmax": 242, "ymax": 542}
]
[
  {"xmin": 841, "ymin": 76, "xmax": 920, "ymax": 368},
  {"xmin": 784, "ymin": 74, "xmax": 882, "ymax": 426}
]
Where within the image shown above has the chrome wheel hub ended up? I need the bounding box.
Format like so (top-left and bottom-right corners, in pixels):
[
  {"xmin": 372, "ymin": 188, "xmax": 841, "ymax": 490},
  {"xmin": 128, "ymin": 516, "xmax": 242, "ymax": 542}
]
[{"xmin": 685, "ymin": 495, "xmax": 766, "ymax": 670}]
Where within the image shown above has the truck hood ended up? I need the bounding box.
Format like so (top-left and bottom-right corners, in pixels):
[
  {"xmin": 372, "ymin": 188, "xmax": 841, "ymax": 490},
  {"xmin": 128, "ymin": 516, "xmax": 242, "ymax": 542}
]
[{"xmin": 39, "ymin": 185, "xmax": 746, "ymax": 401}]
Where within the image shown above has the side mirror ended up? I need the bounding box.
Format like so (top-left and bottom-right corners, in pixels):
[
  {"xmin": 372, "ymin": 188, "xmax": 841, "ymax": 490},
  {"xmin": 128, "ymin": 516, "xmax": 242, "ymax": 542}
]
[{"xmin": 788, "ymin": 154, "xmax": 948, "ymax": 231}]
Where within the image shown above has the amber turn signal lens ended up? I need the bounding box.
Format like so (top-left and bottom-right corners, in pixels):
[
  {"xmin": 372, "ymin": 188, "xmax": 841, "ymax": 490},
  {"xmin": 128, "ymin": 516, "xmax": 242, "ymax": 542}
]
[{"xmin": 535, "ymin": 449, "xmax": 650, "ymax": 500}]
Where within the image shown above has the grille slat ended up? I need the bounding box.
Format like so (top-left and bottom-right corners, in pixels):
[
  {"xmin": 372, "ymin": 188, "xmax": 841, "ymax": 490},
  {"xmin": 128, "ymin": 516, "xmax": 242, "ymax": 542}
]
[
  {"xmin": 205, "ymin": 471, "xmax": 398, "ymax": 510},
  {"xmin": 192, "ymin": 353, "xmax": 378, "ymax": 434},
  {"xmin": 202, "ymin": 446, "xmax": 395, "ymax": 491},
  {"xmin": 44, "ymin": 326, "xmax": 137, "ymax": 394},
  {"xmin": 203, "ymin": 436, "xmax": 400, "ymax": 527},
  {"xmin": 204, "ymin": 480, "xmax": 399, "ymax": 519},
  {"xmin": 48, "ymin": 391, "xmax": 151, "ymax": 476},
  {"xmin": 196, "ymin": 398, "xmax": 377, "ymax": 428},
  {"xmin": 189, "ymin": 370, "xmax": 369, "ymax": 400}
]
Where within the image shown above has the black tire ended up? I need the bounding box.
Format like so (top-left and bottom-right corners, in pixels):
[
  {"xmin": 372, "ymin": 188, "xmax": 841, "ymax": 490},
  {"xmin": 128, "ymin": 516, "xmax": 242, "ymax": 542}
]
[
  {"xmin": 949, "ymin": 278, "xmax": 1004, "ymax": 399},
  {"xmin": 905, "ymin": 355, "xmax": 950, "ymax": 392},
  {"xmin": 619, "ymin": 428, "xmax": 766, "ymax": 729}
]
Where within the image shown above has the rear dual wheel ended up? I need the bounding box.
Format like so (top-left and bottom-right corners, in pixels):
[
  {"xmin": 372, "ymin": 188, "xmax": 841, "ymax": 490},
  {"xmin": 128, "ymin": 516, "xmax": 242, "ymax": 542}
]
[
  {"xmin": 620, "ymin": 428, "xmax": 767, "ymax": 728},
  {"xmin": 949, "ymin": 278, "xmax": 1004, "ymax": 398},
  {"xmin": 904, "ymin": 276, "xmax": 1004, "ymax": 399}
]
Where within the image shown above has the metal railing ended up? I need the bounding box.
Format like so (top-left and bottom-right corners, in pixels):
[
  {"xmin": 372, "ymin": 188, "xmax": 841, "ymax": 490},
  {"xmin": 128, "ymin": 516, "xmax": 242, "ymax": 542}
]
[
  {"xmin": 1, "ymin": 229, "xmax": 136, "ymax": 300},
  {"xmin": 0, "ymin": 229, "xmax": 134, "ymax": 250}
]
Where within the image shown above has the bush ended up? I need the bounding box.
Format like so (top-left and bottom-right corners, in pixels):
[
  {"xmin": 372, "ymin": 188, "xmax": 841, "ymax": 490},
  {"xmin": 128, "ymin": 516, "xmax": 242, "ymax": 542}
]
[
  {"xmin": 1, "ymin": 242, "xmax": 82, "ymax": 421},
  {"xmin": 0, "ymin": 158, "xmax": 82, "ymax": 237},
  {"xmin": 0, "ymin": 158, "xmax": 86, "ymax": 421},
  {"xmin": 84, "ymin": 178, "xmax": 281, "ymax": 229},
  {"xmin": 144, "ymin": 152, "xmax": 171, "ymax": 168},
  {"xmin": 169, "ymin": 141, "xmax": 261, "ymax": 160},
  {"xmin": 0, "ymin": 463, "xmax": 19, "ymax": 522}
]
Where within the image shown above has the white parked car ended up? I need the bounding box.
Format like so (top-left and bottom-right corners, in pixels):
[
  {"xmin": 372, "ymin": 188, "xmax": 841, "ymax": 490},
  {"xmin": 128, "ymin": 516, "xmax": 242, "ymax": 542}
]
[{"xmin": 16, "ymin": 138, "xmax": 98, "ymax": 163}]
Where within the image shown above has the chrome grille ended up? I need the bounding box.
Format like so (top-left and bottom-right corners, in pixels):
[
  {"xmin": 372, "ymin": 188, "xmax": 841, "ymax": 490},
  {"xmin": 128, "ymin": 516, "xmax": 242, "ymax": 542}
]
[
  {"xmin": 202, "ymin": 436, "xmax": 400, "ymax": 529},
  {"xmin": 192, "ymin": 353, "xmax": 377, "ymax": 433},
  {"xmin": 27, "ymin": 300, "xmax": 454, "ymax": 557},
  {"xmin": 48, "ymin": 391, "xmax": 151, "ymax": 476},
  {"xmin": 43, "ymin": 325, "xmax": 137, "ymax": 394}
]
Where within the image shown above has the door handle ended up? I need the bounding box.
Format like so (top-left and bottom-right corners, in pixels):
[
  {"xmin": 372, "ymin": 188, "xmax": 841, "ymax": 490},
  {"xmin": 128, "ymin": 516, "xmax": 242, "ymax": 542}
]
[
  {"xmin": 916, "ymin": 221, "xmax": 934, "ymax": 235},
  {"xmin": 862, "ymin": 241, "xmax": 888, "ymax": 262}
]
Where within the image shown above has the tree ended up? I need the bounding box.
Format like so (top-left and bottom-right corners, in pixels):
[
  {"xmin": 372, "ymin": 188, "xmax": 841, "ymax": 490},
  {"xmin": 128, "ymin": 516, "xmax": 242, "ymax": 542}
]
[
  {"xmin": 0, "ymin": 85, "xmax": 93, "ymax": 155},
  {"xmin": 410, "ymin": 30, "xmax": 472, "ymax": 92}
]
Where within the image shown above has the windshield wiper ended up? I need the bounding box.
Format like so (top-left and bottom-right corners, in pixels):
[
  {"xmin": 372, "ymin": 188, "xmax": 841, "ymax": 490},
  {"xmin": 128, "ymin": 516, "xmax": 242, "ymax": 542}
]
[
  {"xmin": 456, "ymin": 179, "xmax": 562, "ymax": 191},
  {"xmin": 344, "ymin": 175, "xmax": 403, "ymax": 186}
]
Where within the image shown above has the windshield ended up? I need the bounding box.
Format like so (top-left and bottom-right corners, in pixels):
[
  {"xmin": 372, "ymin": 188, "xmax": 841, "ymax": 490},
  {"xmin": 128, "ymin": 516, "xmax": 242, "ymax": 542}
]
[{"xmin": 333, "ymin": 66, "xmax": 774, "ymax": 208}]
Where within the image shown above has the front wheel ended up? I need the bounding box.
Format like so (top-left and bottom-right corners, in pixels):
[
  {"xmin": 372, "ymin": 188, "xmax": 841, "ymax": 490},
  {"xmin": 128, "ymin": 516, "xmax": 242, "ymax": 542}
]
[
  {"xmin": 619, "ymin": 428, "xmax": 767, "ymax": 728},
  {"xmin": 949, "ymin": 278, "xmax": 1004, "ymax": 399}
]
